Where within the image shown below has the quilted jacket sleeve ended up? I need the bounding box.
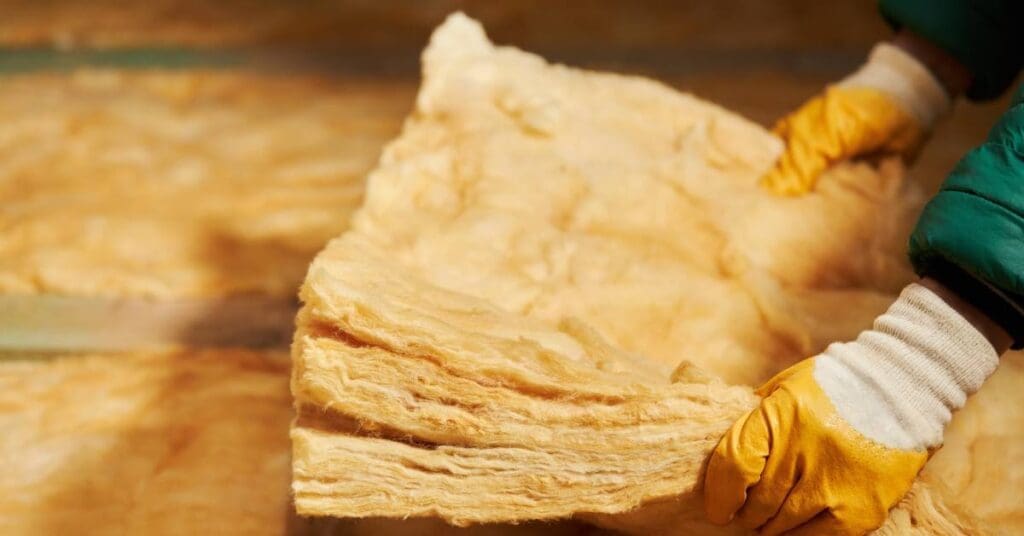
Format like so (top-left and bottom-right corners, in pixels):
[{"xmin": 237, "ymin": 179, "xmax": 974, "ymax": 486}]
[
  {"xmin": 879, "ymin": 0, "xmax": 1023, "ymax": 100},
  {"xmin": 909, "ymin": 88, "xmax": 1024, "ymax": 347}
]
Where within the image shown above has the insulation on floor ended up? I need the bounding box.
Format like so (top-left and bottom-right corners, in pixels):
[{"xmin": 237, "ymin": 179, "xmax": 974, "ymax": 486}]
[
  {"xmin": 0, "ymin": 70, "xmax": 411, "ymax": 352},
  {"xmin": 0, "ymin": 349, "xmax": 293, "ymax": 535},
  {"xmin": 0, "ymin": 349, "xmax": 600, "ymax": 536},
  {"xmin": 291, "ymin": 13, "xmax": 1024, "ymax": 535},
  {"xmin": 0, "ymin": 69, "xmax": 408, "ymax": 299}
]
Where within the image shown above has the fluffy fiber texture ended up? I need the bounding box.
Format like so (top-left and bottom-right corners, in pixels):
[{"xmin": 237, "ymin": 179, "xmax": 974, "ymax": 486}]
[
  {"xmin": 0, "ymin": 349, "xmax": 596, "ymax": 536},
  {"xmin": 0, "ymin": 69, "xmax": 407, "ymax": 298},
  {"xmin": 0, "ymin": 349, "xmax": 293, "ymax": 535},
  {"xmin": 292, "ymin": 13, "xmax": 1024, "ymax": 535}
]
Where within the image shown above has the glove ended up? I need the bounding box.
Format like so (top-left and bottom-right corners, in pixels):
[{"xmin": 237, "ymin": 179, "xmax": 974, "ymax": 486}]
[
  {"xmin": 704, "ymin": 283, "xmax": 999, "ymax": 535},
  {"xmin": 762, "ymin": 43, "xmax": 951, "ymax": 195}
]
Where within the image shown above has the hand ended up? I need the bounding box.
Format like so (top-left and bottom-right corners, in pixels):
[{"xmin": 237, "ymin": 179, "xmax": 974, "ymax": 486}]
[
  {"xmin": 704, "ymin": 358, "xmax": 925, "ymax": 535},
  {"xmin": 704, "ymin": 283, "xmax": 1002, "ymax": 535},
  {"xmin": 762, "ymin": 42, "xmax": 951, "ymax": 196}
]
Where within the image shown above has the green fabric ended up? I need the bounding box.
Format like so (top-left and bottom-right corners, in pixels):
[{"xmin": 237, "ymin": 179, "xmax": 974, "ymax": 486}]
[
  {"xmin": 909, "ymin": 89, "xmax": 1024, "ymax": 312},
  {"xmin": 879, "ymin": 0, "xmax": 1022, "ymax": 100}
]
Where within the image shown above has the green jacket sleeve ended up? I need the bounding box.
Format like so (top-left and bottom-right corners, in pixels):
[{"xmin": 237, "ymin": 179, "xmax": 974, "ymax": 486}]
[
  {"xmin": 909, "ymin": 88, "xmax": 1024, "ymax": 347},
  {"xmin": 879, "ymin": 0, "xmax": 1023, "ymax": 100}
]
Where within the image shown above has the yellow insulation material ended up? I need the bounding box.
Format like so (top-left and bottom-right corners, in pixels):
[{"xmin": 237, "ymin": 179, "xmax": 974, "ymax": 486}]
[{"xmin": 291, "ymin": 13, "xmax": 1024, "ymax": 534}]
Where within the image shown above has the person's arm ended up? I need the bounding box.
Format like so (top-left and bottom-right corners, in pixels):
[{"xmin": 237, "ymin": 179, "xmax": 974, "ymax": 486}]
[
  {"xmin": 705, "ymin": 3, "xmax": 1024, "ymax": 534},
  {"xmin": 889, "ymin": 30, "xmax": 971, "ymax": 98},
  {"xmin": 909, "ymin": 84, "xmax": 1024, "ymax": 351},
  {"xmin": 705, "ymin": 93, "xmax": 1024, "ymax": 534},
  {"xmin": 762, "ymin": 0, "xmax": 1023, "ymax": 196},
  {"xmin": 920, "ymin": 277, "xmax": 1011, "ymax": 353},
  {"xmin": 706, "ymin": 60, "xmax": 1024, "ymax": 536},
  {"xmin": 704, "ymin": 280, "xmax": 1008, "ymax": 535},
  {"xmin": 891, "ymin": 0, "xmax": 1024, "ymax": 352},
  {"xmin": 880, "ymin": 0, "xmax": 1023, "ymax": 101},
  {"xmin": 761, "ymin": 37, "xmax": 953, "ymax": 195}
]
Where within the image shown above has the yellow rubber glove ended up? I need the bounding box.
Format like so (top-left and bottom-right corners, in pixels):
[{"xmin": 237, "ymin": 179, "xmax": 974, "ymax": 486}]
[
  {"xmin": 763, "ymin": 43, "xmax": 951, "ymax": 196},
  {"xmin": 704, "ymin": 284, "xmax": 1000, "ymax": 535},
  {"xmin": 704, "ymin": 359, "xmax": 926, "ymax": 535}
]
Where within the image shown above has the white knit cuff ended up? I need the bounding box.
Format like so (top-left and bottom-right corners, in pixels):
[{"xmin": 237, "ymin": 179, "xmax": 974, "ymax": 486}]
[
  {"xmin": 814, "ymin": 283, "xmax": 998, "ymax": 450},
  {"xmin": 837, "ymin": 43, "xmax": 952, "ymax": 131}
]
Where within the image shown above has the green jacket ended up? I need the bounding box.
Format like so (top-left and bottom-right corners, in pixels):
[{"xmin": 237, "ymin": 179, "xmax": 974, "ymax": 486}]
[{"xmin": 880, "ymin": 0, "xmax": 1024, "ymax": 346}]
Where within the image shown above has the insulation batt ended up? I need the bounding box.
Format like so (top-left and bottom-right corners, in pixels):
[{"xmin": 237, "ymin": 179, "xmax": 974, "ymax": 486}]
[
  {"xmin": 0, "ymin": 71, "xmax": 415, "ymax": 351},
  {"xmin": 291, "ymin": 13, "xmax": 1024, "ymax": 535},
  {"xmin": 0, "ymin": 350, "xmax": 293, "ymax": 535},
  {"xmin": 0, "ymin": 70, "xmax": 406, "ymax": 299},
  {"xmin": 0, "ymin": 350, "xmax": 594, "ymax": 536}
]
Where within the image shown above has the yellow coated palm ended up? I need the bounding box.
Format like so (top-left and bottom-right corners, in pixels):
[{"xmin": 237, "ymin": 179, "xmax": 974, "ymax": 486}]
[
  {"xmin": 704, "ymin": 359, "xmax": 928, "ymax": 535},
  {"xmin": 762, "ymin": 87, "xmax": 924, "ymax": 196}
]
